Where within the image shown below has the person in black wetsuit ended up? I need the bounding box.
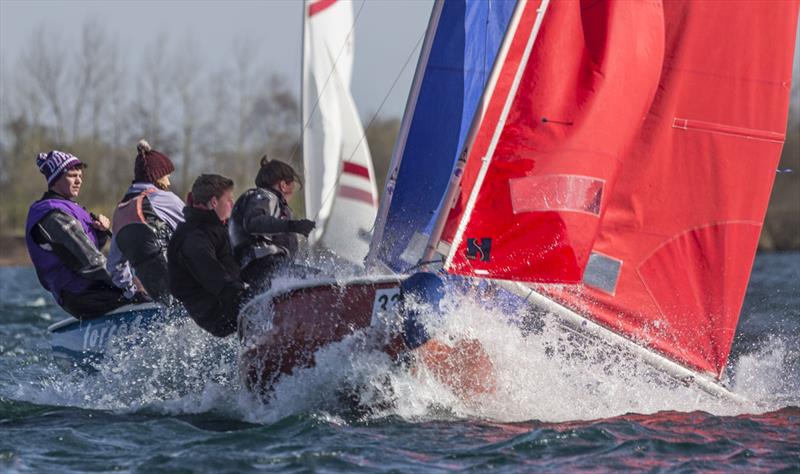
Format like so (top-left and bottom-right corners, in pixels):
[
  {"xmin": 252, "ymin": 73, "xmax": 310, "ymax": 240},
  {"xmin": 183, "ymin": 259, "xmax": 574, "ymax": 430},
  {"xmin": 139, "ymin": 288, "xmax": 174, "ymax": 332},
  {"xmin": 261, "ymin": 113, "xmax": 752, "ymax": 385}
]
[
  {"xmin": 167, "ymin": 174, "xmax": 245, "ymax": 337},
  {"xmin": 229, "ymin": 157, "xmax": 316, "ymax": 290}
]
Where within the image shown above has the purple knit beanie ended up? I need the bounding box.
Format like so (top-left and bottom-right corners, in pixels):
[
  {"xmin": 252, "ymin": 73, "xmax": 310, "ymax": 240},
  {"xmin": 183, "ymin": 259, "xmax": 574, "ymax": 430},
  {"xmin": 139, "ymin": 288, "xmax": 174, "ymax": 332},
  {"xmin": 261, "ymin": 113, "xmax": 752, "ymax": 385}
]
[{"xmin": 36, "ymin": 150, "xmax": 85, "ymax": 186}]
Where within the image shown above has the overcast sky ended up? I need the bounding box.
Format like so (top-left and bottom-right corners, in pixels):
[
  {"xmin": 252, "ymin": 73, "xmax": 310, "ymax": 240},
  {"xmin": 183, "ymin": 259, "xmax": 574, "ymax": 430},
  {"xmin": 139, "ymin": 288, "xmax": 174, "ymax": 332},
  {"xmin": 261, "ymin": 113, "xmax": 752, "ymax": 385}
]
[
  {"xmin": 0, "ymin": 0, "xmax": 434, "ymax": 119},
  {"xmin": 1, "ymin": 1, "xmax": 798, "ymax": 121}
]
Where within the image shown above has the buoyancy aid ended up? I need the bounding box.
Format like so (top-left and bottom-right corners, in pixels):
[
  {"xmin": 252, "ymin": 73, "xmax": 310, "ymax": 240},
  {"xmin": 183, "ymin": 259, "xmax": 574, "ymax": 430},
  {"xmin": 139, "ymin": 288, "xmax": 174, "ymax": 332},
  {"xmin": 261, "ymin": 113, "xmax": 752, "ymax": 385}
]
[
  {"xmin": 25, "ymin": 196, "xmax": 100, "ymax": 303},
  {"xmin": 229, "ymin": 187, "xmax": 297, "ymax": 270},
  {"xmin": 112, "ymin": 188, "xmax": 172, "ymax": 265}
]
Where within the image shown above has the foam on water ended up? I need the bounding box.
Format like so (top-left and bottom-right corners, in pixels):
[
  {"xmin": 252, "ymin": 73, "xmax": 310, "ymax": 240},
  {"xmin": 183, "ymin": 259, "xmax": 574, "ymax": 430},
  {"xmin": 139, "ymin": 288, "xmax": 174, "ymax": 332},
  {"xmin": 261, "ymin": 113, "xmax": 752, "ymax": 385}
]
[
  {"xmin": 11, "ymin": 263, "xmax": 798, "ymax": 425},
  {"xmin": 12, "ymin": 316, "xmax": 240, "ymax": 413},
  {"xmin": 256, "ymin": 291, "xmax": 798, "ymax": 424}
]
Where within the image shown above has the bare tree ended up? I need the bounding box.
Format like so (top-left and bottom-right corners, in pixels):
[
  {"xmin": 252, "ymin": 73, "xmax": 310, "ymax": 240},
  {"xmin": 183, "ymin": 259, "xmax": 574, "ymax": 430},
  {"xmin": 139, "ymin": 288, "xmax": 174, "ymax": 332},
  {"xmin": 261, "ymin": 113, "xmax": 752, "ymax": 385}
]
[
  {"xmin": 135, "ymin": 33, "xmax": 170, "ymax": 146},
  {"xmin": 250, "ymin": 74, "xmax": 300, "ymax": 159},
  {"xmin": 200, "ymin": 67, "xmax": 234, "ymax": 165},
  {"xmin": 20, "ymin": 25, "xmax": 68, "ymax": 143},
  {"xmin": 171, "ymin": 35, "xmax": 203, "ymax": 194},
  {"xmin": 10, "ymin": 65, "xmax": 45, "ymax": 132},
  {"xmin": 71, "ymin": 20, "xmax": 112, "ymax": 141},
  {"xmin": 233, "ymin": 36, "xmax": 258, "ymax": 153},
  {"xmin": 0, "ymin": 52, "xmax": 14, "ymax": 155},
  {"xmin": 106, "ymin": 43, "xmax": 128, "ymax": 148}
]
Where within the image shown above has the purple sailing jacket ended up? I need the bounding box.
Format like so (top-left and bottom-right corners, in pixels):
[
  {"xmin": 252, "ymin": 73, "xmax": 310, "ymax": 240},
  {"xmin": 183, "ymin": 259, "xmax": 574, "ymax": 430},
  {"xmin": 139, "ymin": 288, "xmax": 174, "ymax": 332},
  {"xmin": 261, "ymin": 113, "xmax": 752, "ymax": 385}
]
[{"xmin": 25, "ymin": 198, "xmax": 99, "ymax": 303}]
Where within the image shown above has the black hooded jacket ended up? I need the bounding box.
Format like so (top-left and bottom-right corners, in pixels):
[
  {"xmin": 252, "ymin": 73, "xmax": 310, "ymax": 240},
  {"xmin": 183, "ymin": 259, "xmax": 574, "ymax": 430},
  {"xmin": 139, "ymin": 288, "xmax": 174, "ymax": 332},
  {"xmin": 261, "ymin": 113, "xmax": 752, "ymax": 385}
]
[{"xmin": 167, "ymin": 206, "xmax": 244, "ymax": 337}]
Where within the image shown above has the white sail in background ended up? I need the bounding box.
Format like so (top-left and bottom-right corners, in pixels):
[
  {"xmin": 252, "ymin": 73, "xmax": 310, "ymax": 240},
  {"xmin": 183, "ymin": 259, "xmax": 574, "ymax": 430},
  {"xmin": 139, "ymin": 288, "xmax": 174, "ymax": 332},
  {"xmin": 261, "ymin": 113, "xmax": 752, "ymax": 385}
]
[{"xmin": 302, "ymin": 0, "xmax": 379, "ymax": 265}]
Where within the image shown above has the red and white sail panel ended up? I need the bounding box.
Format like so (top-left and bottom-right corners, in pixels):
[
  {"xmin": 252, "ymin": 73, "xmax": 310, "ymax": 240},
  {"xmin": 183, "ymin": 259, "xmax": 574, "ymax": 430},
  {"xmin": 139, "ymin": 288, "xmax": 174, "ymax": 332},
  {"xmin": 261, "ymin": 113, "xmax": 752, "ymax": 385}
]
[{"xmin": 539, "ymin": 0, "xmax": 799, "ymax": 377}]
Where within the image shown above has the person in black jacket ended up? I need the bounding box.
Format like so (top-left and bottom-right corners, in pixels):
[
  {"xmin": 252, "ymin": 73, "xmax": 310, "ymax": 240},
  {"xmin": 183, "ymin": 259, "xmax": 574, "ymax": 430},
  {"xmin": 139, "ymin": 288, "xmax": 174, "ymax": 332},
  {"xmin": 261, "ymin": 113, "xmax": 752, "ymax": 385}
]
[
  {"xmin": 167, "ymin": 174, "xmax": 245, "ymax": 337},
  {"xmin": 229, "ymin": 157, "xmax": 315, "ymax": 290}
]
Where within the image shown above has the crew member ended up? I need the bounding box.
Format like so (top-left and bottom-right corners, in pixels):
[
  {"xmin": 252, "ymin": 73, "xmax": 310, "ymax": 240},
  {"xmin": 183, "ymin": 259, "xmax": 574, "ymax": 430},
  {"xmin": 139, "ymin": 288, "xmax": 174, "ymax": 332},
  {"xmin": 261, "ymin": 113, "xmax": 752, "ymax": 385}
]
[
  {"xmin": 229, "ymin": 157, "xmax": 315, "ymax": 290},
  {"xmin": 107, "ymin": 140, "xmax": 185, "ymax": 303},
  {"xmin": 167, "ymin": 174, "xmax": 245, "ymax": 337},
  {"xmin": 25, "ymin": 150, "xmax": 145, "ymax": 318}
]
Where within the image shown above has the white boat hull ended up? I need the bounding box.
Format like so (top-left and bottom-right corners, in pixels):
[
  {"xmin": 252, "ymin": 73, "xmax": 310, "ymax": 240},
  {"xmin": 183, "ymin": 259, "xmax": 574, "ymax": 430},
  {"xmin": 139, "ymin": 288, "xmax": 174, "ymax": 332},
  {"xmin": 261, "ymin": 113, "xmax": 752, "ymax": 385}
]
[{"xmin": 48, "ymin": 303, "xmax": 171, "ymax": 370}]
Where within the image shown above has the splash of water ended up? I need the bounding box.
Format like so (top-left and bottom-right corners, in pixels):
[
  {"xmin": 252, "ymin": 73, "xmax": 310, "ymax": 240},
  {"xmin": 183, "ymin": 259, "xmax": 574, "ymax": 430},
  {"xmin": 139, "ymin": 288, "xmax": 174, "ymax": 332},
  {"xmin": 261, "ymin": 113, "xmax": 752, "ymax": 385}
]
[
  {"xmin": 239, "ymin": 284, "xmax": 799, "ymax": 423},
  {"xmin": 13, "ymin": 262, "xmax": 798, "ymax": 424},
  {"xmin": 14, "ymin": 316, "xmax": 239, "ymax": 413}
]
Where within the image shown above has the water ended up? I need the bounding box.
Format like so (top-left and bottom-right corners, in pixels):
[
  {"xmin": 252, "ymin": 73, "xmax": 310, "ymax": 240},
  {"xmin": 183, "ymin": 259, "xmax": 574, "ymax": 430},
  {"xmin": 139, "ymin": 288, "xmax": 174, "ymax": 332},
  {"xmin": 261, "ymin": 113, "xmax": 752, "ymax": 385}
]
[{"xmin": 1, "ymin": 253, "xmax": 798, "ymax": 472}]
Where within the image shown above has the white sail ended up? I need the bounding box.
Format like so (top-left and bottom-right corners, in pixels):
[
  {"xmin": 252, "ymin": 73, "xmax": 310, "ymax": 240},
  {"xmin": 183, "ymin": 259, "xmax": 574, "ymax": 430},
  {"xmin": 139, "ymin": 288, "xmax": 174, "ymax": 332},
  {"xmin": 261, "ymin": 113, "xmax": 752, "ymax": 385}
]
[{"xmin": 302, "ymin": 0, "xmax": 378, "ymax": 265}]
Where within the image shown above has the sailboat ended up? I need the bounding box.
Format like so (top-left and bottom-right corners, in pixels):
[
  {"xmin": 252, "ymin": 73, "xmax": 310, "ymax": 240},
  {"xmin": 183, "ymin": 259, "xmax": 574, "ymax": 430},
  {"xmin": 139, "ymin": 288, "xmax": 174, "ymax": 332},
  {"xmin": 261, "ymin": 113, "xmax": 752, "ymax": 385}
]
[
  {"xmin": 302, "ymin": 0, "xmax": 380, "ymax": 265},
  {"xmin": 239, "ymin": 0, "xmax": 799, "ymax": 401}
]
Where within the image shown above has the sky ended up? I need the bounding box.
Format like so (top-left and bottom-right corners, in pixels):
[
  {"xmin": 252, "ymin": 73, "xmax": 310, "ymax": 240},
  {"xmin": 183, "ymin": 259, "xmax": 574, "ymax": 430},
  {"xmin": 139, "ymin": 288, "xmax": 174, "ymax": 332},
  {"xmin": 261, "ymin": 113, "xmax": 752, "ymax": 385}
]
[
  {"xmin": 1, "ymin": 1, "xmax": 798, "ymax": 120},
  {"xmin": 0, "ymin": 0, "xmax": 435, "ymax": 120}
]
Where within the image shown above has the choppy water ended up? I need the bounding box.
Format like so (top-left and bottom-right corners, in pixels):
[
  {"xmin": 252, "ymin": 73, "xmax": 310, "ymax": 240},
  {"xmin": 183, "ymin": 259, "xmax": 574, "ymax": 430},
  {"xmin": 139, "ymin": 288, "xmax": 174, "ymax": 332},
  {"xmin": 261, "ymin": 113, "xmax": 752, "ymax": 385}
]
[{"xmin": 1, "ymin": 253, "xmax": 798, "ymax": 472}]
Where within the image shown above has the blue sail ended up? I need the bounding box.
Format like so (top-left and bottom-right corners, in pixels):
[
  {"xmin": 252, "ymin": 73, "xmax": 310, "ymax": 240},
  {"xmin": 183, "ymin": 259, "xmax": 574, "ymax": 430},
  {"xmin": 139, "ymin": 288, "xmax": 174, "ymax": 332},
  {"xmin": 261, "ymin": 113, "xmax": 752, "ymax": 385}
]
[{"xmin": 370, "ymin": 0, "xmax": 516, "ymax": 272}]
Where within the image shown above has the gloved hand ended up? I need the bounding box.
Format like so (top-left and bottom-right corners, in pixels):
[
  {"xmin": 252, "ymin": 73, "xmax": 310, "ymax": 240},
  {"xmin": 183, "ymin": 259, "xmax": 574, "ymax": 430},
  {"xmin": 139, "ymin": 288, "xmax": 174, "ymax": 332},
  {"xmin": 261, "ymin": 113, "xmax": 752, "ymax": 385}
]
[{"xmin": 288, "ymin": 219, "xmax": 316, "ymax": 237}]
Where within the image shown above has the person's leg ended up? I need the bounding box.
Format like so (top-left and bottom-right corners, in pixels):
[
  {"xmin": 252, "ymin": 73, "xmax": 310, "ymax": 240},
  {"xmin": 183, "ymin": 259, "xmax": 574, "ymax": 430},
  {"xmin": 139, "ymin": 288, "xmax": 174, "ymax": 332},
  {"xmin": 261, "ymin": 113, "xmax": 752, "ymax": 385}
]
[
  {"xmin": 241, "ymin": 256, "xmax": 285, "ymax": 292},
  {"xmin": 60, "ymin": 283, "xmax": 131, "ymax": 319},
  {"xmin": 133, "ymin": 255, "xmax": 173, "ymax": 305}
]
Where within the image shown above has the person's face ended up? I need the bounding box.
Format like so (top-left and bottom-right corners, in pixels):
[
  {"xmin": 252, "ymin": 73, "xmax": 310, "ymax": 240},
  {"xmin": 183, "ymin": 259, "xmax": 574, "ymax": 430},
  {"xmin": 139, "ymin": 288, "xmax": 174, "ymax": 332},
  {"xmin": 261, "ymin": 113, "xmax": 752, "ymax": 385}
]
[
  {"xmin": 278, "ymin": 180, "xmax": 296, "ymax": 201},
  {"xmin": 155, "ymin": 174, "xmax": 171, "ymax": 190},
  {"xmin": 210, "ymin": 189, "xmax": 234, "ymax": 222},
  {"xmin": 52, "ymin": 168, "xmax": 82, "ymax": 199}
]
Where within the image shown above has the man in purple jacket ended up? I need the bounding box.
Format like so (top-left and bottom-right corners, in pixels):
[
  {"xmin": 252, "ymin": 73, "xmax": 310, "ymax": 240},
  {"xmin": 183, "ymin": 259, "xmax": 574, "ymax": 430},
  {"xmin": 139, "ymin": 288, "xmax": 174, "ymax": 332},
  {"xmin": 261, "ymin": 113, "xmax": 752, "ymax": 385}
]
[{"xmin": 25, "ymin": 150, "xmax": 146, "ymax": 318}]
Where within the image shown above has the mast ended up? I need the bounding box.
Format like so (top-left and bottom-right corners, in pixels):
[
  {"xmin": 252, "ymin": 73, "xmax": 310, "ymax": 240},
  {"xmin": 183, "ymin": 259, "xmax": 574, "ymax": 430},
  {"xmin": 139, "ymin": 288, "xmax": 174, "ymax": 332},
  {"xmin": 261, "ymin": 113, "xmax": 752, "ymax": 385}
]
[{"xmin": 301, "ymin": 0, "xmax": 308, "ymax": 172}]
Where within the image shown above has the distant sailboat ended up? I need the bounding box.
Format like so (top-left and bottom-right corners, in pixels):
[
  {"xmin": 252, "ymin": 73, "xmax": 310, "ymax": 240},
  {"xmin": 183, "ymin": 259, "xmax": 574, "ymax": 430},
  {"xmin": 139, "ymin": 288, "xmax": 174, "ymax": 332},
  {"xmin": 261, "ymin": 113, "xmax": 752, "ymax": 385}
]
[{"xmin": 302, "ymin": 0, "xmax": 379, "ymax": 265}]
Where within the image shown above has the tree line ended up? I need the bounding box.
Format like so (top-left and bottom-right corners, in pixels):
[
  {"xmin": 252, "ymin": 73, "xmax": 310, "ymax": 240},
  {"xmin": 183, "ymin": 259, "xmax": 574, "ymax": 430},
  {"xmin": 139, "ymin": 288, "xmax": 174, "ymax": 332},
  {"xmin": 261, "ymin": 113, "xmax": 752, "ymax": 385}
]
[
  {"xmin": 0, "ymin": 21, "xmax": 399, "ymax": 235},
  {"xmin": 0, "ymin": 20, "xmax": 797, "ymax": 249}
]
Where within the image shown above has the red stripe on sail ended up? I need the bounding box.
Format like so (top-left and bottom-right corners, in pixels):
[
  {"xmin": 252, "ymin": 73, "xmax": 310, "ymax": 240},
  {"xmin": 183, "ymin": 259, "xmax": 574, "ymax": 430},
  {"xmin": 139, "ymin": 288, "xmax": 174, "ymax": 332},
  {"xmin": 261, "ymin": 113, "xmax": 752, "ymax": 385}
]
[
  {"xmin": 343, "ymin": 161, "xmax": 371, "ymax": 180},
  {"xmin": 308, "ymin": 0, "xmax": 337, "ymax": 17},
  {"xmin": 339, "ymin": 185, "xmax": 375, "ymax": 206}
]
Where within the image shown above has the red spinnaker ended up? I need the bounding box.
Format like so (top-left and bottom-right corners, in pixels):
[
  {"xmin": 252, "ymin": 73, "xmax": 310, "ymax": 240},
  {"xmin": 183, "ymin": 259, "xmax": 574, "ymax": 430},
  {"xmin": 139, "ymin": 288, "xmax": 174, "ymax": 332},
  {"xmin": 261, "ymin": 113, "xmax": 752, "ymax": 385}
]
[
  {"xmin": 443, "ymin": 0, "xmax": 799, "ymax": 378},
  {"xmin": 443, "ymin": 0, "xmax": 664, "ymax": 283}
]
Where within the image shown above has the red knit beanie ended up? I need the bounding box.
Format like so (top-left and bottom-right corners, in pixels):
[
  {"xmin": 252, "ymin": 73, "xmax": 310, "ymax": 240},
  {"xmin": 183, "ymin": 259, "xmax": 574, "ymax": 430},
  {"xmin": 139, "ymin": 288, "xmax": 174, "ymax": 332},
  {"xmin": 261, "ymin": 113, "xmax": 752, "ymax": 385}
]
[{"xmin": 134, "ymin": 139, "xmax": 175, "ymax": 183}]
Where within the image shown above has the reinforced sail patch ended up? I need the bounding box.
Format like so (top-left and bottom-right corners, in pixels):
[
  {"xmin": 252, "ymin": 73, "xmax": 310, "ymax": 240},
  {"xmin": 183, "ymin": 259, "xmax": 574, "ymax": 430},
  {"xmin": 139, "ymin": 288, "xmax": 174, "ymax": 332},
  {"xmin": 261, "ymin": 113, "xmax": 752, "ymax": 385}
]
[{"xmin": 583, "ymin": 251, "xmax": 621, "ymax": 294}]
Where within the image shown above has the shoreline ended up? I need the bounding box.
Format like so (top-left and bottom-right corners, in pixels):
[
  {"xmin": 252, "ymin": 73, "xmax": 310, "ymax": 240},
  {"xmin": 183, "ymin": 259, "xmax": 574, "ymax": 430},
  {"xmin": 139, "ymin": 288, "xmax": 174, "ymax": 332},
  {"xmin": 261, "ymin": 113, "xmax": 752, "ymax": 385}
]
[{"xmin": 0, "ymin": 235, "xmax": 31, "ymax": 267}]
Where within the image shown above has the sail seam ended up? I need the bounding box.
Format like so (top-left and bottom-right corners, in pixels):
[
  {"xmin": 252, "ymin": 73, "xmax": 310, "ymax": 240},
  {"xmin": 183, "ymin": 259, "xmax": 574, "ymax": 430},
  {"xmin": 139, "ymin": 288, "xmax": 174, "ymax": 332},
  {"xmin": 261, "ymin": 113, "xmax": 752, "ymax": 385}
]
[
  {"xmin": 672, "ymin": 118, "xmax": 785, "ymax": 143},
  {"xmin": 637, "ymin": 220, "xmax": 763, "ymax": 267}
]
